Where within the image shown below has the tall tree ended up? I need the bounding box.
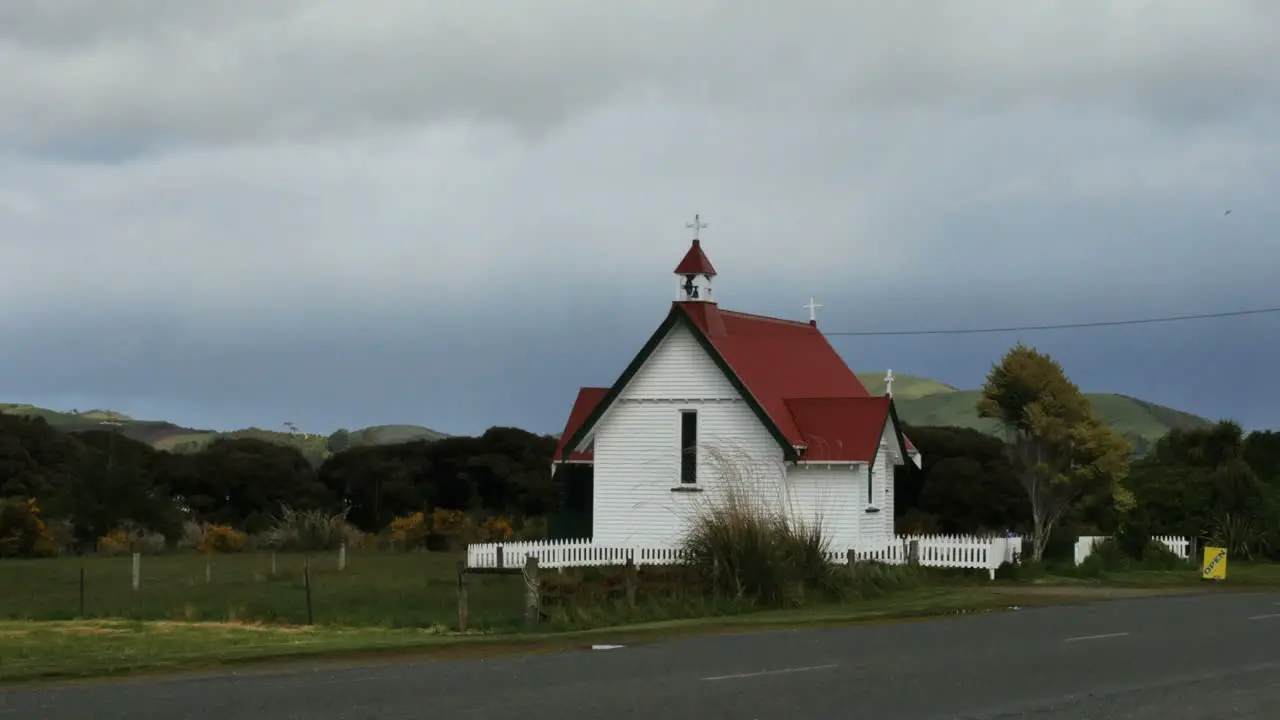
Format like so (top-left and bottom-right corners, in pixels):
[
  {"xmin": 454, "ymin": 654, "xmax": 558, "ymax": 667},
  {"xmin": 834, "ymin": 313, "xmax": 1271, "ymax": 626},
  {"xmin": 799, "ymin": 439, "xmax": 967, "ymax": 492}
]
[{"xmin": 978, "ymin": 344, "xmax": 1132, "ymax": 561}]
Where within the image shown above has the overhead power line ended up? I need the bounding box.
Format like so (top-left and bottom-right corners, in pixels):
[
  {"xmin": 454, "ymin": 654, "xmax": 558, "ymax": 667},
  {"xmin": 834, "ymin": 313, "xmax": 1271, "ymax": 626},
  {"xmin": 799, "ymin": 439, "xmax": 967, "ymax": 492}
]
[{"xmin": 822, "ymin": 306, "xmax": 1280, "ymax": 337}]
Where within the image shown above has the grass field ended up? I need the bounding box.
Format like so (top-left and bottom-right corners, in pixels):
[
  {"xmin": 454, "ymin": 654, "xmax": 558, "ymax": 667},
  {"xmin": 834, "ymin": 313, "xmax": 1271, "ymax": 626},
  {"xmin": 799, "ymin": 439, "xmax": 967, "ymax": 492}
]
[{"xmin": 0, "ymin": 551, "xmax": 527, "ymax": 631}]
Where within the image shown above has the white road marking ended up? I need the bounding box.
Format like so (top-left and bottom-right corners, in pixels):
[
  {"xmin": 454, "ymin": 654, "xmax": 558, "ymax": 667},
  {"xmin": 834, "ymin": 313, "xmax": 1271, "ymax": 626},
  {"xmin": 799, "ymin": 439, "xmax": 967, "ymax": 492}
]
[
  {"xmin": 1248, "ymin": 613, "xmax": 1280, "ymax": 621},
  {"xmin": 702, "ymin": 664, "xmax": 838, "ymax": 682},
  {"xmin": 1063, "ymin": 632, "xmax": 1130, "ymax": 643},
  {"xmin": 591, "ymin": 644, "xmax": 625, "ymax": 650}
]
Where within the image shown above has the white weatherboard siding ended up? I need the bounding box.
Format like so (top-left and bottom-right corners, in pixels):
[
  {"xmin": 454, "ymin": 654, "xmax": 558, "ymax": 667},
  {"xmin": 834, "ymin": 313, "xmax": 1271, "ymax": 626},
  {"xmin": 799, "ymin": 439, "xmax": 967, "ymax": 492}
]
[
  {"xmin": 591, "ymin": 324, "xmax": 784, "ymax": 546},
  {"xmin": 859, "ymin": 421, "xmax": 901, "ymax": 547},
  {"xmin": 783, "ymin": 465, "xmax": 862, "ymax": 551},
  {"xmin": 618, "ymin": 323, "xmax": 737, "ymax": 401}
]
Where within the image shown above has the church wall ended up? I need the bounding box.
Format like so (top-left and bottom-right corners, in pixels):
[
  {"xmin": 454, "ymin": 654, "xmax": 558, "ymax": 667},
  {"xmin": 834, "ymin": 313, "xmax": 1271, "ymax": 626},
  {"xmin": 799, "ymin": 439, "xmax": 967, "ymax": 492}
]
[
  {"xmin": 781, "ymin": 464, "xmax": 864, "ymax": 550},
  {"xmin": 590, "ymin": 324, "xmax": 786, "ymax": 546}
]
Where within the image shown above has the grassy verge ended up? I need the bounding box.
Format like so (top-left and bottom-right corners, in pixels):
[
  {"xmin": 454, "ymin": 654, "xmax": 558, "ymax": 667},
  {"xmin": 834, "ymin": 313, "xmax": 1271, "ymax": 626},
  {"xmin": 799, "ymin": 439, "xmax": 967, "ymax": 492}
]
[
  {"xmin": 0, "ymin": 586, "xmax": 1090, "ymax": 686},
  {"xmin": 1003, "ymin": 557, "xmax": 1280, "ymax": 588},
  {"xmin": 4, "ymin": 549, "xmax": 1278, "ymax": 686}
]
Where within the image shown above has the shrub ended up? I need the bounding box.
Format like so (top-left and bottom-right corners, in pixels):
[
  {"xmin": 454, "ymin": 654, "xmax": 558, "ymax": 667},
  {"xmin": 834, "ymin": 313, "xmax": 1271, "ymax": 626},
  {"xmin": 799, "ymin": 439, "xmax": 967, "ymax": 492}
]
[
  {"xmin": 1115, "ymin": 522, "xmax": 1152, "ymax": 561},
  {"xmin": 517, "ymin": 515, "xmax": 548, "ymax": 541},
  {"xmin": 262, "ymin": 506, "xmax": 359, "ymax": 551},
  {"xmin": 479, "ymin": 516, "xmax": 515, "ymax": 542},
  {"xmin": 388, "ymin": 512, "xmax": 430, "ymax": 551},
  {"xmin": 38, "ymin": 518, "xmax": 76, "ymax": 557},
  {"xmin": 197, "ymin": 524, "xmax": 246, "ymax": 554},
  {"xmin": 427, "ymin": 508, "xmax": 473, "ymax": 551},
  {"xmin": 0, "ymin": 498, "xmax": 46, "ymax": 558},
  {"xmin": 1075, "ymin": 538, "xmax": 1122, "ymax": 577},
  {"xmin": 681, "ymin": 485, "xmax": 837, "ymax": 607},
  {"xmin": 1209, "ymin": 512, "xmax": 1270, "ymax": 560},
  {"xmin": 1138, "ymin": 540, "xmax": 1185, "ymax": 570},
  {"xmin": 97, "ymin": 524, "xmax": 167, "ymax": 555},
  {"xmin": 844, "ymin": 560, "xmax": 926, "ymax": 599},
  {"xmin": 178, "ymin": 521, "xmax": 208, "ymax": 551},
  {"xmin": 1041, "ymin": 525, "xmax": 1079, "ymax": 564}
]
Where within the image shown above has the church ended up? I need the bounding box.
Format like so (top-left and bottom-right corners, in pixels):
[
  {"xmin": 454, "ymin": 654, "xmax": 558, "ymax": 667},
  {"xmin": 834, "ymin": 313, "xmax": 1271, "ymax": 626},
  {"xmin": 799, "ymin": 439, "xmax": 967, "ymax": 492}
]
[{"xmin": 550, "ymin": 221, "xmax": 921, "ymax": 552}]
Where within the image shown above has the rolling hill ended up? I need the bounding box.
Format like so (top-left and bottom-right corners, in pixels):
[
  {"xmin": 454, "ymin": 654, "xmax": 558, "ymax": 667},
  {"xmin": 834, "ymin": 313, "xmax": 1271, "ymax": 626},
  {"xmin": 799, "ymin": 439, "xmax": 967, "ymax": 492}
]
[
  {"xmin": 0, "ymin": 403, "xmax": 448, "ymax": 463},
  {"xmin": 854, "ymin": 373, "xmax": 1213, "ymax": 453},
  {"xmin": 3, "ymin": 373, "xmax": 1212, "ymax": 461}
]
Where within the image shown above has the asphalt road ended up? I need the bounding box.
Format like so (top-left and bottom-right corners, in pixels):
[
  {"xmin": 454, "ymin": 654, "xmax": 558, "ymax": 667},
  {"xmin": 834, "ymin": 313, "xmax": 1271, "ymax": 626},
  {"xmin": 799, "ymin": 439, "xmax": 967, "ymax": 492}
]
[{"xmin": 4, "ymin": 592, "xmax": 1280, "ymax": 719}]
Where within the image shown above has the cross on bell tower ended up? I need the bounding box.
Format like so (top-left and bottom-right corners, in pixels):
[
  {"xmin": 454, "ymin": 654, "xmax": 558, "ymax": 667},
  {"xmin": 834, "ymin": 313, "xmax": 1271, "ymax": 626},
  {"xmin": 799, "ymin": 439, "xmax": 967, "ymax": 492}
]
[
  {"xmin": 674, "ymin": 214, "xmax": 717, "ymax": 302},
  {"xmin": 884, "ymin": 369, "xmax": 895, "ymax": 398}
]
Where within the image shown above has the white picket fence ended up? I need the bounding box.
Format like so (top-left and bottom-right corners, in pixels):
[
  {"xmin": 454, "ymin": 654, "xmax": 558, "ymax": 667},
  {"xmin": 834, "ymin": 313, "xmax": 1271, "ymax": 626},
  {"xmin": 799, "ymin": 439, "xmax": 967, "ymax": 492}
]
[
  {"xmin": 466, "ymin": 534, "xmax": 1022, "ymax": 579},
  {"xmin": 1074, "ymin": 535, "xmax": 1191, "ymax": 566}
]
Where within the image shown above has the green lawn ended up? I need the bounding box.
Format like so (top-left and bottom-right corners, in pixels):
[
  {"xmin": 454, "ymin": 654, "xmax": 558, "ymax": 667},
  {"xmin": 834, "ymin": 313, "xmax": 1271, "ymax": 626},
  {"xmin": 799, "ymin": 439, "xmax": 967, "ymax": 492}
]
[{"xmin": 0, "ymin": 551, "xmax": 526, "ymax": 630}]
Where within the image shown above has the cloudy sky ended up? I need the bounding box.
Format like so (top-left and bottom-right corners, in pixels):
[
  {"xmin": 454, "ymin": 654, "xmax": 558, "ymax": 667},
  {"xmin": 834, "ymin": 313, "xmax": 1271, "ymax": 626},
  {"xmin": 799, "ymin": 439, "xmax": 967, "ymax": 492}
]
[{"xmin": 2, "ymin": 1, "xmax": 1279, "ymax": 437}]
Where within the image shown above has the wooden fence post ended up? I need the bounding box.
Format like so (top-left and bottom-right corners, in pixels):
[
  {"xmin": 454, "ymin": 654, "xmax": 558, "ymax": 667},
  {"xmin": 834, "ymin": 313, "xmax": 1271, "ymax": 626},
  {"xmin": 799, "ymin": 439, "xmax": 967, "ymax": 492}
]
[
  {"xmin": 338, "ymin": 543, "xmax": 347, "ymax": 572},
  {"xmin": 624, "ymin": 557, "xmax": 638, "ymax": 610},
  {"xmin": 1188, "ymin": 535, "xmax": 1199, "ymax": 566},
  {"xmin": 908, "ymin": 540, "xmax": 920, "ymax": 567},
  {"xmin": 304, "ymin": 558, "xmax": 314, "ymax": 626},
  {"xmin": 205, "ymin": 553, "xmax": 212, "ymax": 584},
  {"xmin": 271, "ymin": 550, "xmax": 278, "ymax": 577},
  {"xmin": 496, "ymin": 545, "xmax": 505, "ymax": 570},
  {"xmin": 846, "ymin": 549, "xmax": 855, "ymax": 570},
  {"xmin": 456, "ymin": 560, "xmax": 468, "ymax": 632},
  {"xmin": 79, "ymin": 566, "xmax": 85, "ymax": 617},
  {"xmin": 523, "ymin": 556, "xmax": 540, "ymax": 628},
  {"xmin": 132, "ymin": 552, "xmax": 140, "ymax": 591}
]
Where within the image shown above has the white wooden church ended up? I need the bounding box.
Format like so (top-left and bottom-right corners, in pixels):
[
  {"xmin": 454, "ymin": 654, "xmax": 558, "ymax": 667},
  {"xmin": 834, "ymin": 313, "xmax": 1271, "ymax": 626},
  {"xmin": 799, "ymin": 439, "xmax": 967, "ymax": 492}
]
[
  {"xmin": 466, "ymin": 222, "xmax": 1034, "ymax": 574},
  {"xmin": 548, "ymin": 223, "xmax": 919, "ymax": 551}
]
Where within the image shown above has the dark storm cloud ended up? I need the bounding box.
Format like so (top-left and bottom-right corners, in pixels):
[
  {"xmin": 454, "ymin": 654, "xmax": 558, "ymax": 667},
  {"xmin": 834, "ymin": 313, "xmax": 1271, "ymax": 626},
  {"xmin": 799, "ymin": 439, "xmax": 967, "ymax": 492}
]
[{"xmin": 1, "ymin": 1, "xmax": 1278, "ymax": 432}]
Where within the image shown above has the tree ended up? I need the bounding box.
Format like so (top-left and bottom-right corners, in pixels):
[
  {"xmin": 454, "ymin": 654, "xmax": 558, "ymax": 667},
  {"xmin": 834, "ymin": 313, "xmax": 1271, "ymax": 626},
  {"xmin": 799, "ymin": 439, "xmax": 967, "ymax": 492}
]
[
  {"xmin": 977, "ymin": 344, "xmax": 1132, "ymax": 561},
  {"xmin": 896, "ymin": 424, "xmax": 1029, "ymax": 534},
  {"xmin": 326, "ymin": 429, "xmax": 351, "ymax": 454}
]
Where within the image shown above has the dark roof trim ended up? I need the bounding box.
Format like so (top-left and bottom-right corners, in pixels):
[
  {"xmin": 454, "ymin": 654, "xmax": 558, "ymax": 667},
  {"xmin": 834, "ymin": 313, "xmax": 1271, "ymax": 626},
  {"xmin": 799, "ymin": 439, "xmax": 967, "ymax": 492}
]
[
  {"xmin": 868, "ymin": 399, "xmax": 910, "ymax": 469},
  {"xmin": 560, "ymin": 304, "xmax": 799, "ymax": 462}
]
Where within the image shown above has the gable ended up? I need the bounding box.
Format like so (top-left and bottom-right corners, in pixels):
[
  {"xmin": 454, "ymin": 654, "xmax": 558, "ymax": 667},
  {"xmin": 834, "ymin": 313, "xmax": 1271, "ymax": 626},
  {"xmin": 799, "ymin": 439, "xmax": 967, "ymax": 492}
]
[
  {"xmin": 561, "ymin": 304, "xmax": 796, "ymax": 459},
  {"xmin": 878, "ymin": 413, "xmax": 905, "ymax": 466},
  {"xmin": 619, "ymin": 324, "xmax": 739, "ymax": 400}
]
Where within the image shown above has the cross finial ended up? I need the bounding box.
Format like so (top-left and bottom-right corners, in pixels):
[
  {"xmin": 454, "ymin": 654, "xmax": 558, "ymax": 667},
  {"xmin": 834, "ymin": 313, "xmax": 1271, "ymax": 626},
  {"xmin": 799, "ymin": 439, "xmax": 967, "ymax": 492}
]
[
  {"xmin": 884, "ymin": 369, "xmax": 895, "ymax": 397},
  {"xmin": 686, "ymin": 213, "xmax": 707, "ymax": 240},
  {"xmin": 804, "ymin": 296, "xmax": 823, "ymax": 323}
]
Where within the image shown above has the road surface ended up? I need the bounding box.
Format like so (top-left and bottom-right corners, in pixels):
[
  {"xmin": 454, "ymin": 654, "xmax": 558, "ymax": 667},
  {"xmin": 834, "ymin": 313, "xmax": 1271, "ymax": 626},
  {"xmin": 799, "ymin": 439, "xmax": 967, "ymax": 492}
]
[{"xmin": 3, "ymin": 591, "xmax": 1279, "ymax": 719}]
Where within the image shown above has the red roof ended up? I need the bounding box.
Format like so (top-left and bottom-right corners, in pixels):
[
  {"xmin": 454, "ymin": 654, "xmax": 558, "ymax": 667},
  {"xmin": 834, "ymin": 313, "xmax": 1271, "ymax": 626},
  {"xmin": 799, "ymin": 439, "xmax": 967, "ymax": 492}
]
[
  {"xmin": 784, "ymin": 397, "xmax": 892, "ymax": 462},
  {"xmin": 673, "ymin": 239, "xmax": 717, "ymax": 276},
  {"xmin": 554, "ymin": 387, "xmax": 608, "ymax": 462},
  {"xmin": 680, "ymin": 303, "xmax": 898, "ymax": 461},
  {"xmin": 554, "ymin": 301, "xmax": 918, "ymax": 465}
]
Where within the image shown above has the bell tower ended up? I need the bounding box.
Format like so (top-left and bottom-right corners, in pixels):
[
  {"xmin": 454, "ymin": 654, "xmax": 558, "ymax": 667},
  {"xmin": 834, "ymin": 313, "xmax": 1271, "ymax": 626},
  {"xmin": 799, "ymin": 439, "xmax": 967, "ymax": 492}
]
[{"xmin": 674, "ymin": 214, "xmax": 716, "ymax": 302}]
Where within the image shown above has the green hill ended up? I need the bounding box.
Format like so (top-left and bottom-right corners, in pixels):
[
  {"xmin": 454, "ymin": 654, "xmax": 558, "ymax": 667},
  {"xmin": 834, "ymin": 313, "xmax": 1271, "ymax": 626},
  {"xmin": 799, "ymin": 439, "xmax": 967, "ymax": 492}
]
[
  {"xmin": 855, "ymin": 372, "xmax": 1213, "ymax": 453},
  {"xmin": 0, "ymin": 404, "xmax": 448, "ymax": 462},
  {"xmin": 3, "ymin": 372, "xmax": 1213, "ymax": 461},
  {"xmin": 348, "ymin": 424, "xmax": 449, "ymax": 447}
]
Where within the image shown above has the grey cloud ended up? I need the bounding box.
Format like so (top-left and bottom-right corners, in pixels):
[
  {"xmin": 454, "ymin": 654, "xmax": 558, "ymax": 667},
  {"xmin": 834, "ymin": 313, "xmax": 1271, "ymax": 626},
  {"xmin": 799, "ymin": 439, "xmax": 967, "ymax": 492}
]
[
  {"xmin": 1, "ymin": 2, "xmax": 1278, "ymax": 148},
  {"xmin": 3, "ymin": 1, "xmax": 1280, "ymax": 435}
]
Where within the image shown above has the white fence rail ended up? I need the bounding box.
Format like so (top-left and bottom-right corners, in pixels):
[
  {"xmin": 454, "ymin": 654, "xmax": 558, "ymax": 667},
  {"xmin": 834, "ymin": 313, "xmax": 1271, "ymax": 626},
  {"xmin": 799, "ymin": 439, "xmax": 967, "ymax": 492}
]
[
  {"xmin": 1074, "ymin": 535, "xmax": 1191, "ymax": 566},
  {"xmin": 467, "ymin": 534, "xmax": 1022, "ymax": 579},
  {"xmin": 468, "ymin": 533, "xmax": 1193, "ymax": 578}
]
